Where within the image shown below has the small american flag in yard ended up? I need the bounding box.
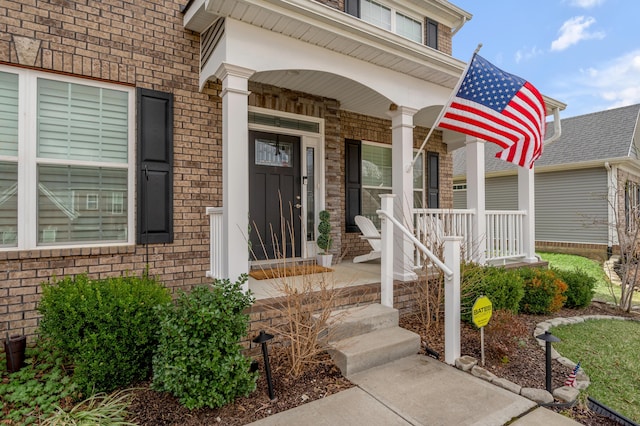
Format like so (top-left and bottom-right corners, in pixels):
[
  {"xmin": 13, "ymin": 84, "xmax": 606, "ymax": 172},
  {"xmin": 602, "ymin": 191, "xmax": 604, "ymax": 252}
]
[{"xmin": 564, "ymin": 362, "xmax": 581, "ymax": 387}]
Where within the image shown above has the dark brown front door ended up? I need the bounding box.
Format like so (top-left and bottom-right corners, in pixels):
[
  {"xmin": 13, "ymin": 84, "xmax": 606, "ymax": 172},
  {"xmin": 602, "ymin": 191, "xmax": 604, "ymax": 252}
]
[{"xmin": 249, "ymin": 131, "xmax": 302, "ymax": 260}]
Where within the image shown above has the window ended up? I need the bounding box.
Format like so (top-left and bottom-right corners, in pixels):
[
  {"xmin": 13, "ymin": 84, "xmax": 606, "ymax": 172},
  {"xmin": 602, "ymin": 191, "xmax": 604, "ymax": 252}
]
[
  {"xmin": 346, "ymin": 0, "xmax": 426, "ymax": 44},
  {"xmin": 360, "ymin": 142, "xmax": 425, "ymax": 228},
  {"xmin": 0, "ymin": 66, "xmax": 134, "ymax": 249}
]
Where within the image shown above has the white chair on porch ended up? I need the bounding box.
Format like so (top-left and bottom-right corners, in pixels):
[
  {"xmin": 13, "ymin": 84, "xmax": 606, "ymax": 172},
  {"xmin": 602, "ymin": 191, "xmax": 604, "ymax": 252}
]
[{"xmin": 353, "ymin": 215, "xmax": 382, "ymax": 263}]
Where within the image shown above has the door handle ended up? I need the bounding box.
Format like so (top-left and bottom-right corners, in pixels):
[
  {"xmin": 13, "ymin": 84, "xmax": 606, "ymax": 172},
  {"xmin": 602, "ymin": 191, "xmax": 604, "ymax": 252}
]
[{"xmin": 295, "ymin": 203, "xmax": 302, "ymax": 209}]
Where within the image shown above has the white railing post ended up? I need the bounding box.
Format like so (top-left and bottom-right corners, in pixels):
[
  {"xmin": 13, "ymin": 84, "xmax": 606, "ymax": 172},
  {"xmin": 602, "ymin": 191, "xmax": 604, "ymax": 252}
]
[
  {"xmin": 380, "ymin": 194, "xmax": 395, "ymax": 308},
  {"xmin": 444, "ymin": 236, "xmax": 462, "ymax": 365}
]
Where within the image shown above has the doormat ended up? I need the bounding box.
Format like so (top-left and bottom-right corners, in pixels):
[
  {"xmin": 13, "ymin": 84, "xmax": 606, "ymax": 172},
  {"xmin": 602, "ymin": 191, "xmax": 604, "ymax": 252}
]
[{"xmin": 249, "ymin": 265, "xmax": 333, "ymax": 280}]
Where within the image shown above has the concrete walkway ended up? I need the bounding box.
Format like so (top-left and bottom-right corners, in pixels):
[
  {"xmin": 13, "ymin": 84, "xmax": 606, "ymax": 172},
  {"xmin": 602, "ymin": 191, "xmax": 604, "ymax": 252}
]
[{"xmin": 247, "ymin": 355, "xmax": 581, "ymax": 426}]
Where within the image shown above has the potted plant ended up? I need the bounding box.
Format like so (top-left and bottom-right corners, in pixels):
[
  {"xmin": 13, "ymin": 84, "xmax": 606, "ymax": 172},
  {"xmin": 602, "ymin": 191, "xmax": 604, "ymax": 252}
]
[{"xmin": 316, "ymin": 210, "xmax": 333, "ymax": 267}]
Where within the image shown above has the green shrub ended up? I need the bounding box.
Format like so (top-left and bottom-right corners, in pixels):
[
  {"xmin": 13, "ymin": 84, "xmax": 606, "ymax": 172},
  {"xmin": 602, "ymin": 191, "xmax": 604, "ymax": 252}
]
[
  {"xmin": 552, "ymin": 267, "xmax": 596, "ymax": 308},
  {"xmin": 38, "ymin": 273, "xmax": 171, "ymax": 395},
  {"xmin": 152, "ymin": 275, "xmax": 257, "ymax": 409},
  {"xmin": 518, "ymin": 268, "xmax": 568, "ymax": 314},
  {"xmin": 460, "ymin": 263, "xmax": 524, "ymax": 323}
]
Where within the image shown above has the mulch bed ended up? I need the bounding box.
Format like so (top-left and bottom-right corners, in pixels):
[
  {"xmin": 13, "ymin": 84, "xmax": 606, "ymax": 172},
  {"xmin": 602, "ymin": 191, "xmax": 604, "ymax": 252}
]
[
  {"xmin": 127, "ymin": 350, "xmax": 352, "ymax": 426},
  {"xmin": 126, "ymin": 302, "xmax": 638, "ymax": 425}
]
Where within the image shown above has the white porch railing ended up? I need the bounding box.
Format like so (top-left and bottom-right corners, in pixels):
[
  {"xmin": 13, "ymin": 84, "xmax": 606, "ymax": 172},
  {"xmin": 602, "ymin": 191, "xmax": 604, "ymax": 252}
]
[
  {"xmin": 414, "ymin": 208, "xmax": 527, "ymax": 264},
  {"xmin": 485, "ymin": 210, "xmax": 526, "ymax": 262},
  {"xmin": 206, "ymin": 207, "xmax": 224, "ymax": 279},
  {"xmin": 413, "ymin": 209, "xmax": 475, "ymax": 264}
]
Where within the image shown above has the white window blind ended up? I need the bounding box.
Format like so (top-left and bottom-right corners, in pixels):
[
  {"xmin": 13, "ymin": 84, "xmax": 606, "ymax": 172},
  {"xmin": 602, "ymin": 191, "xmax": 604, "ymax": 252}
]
[
  {"xmin": 0, "ymin": 72, "xmax": 19, "ymax": 156},
  {"xmin": 0, "ymin": 65, "xmax": 133, "ymax": 250},
  {"xmin": 361, "ymin": 0, "xmax": 391, "ymax": 30},
  {"xmin": 38, "ymin": 165, "xmax": 128, "ymax": 244},
  {"xmin": 361, "ymin": 144, "xmax": 426, "ymax": 227},
  {"xmin": 396, "ymin": 13, "xmax": 422, "ymax": 43},
  {"xmin": 37, "ymin": 78, "xmax": 129, "ymax": 163},
  {"xmin": 0, "ymin": 162, "xmax": 18, "ymax": 247}
]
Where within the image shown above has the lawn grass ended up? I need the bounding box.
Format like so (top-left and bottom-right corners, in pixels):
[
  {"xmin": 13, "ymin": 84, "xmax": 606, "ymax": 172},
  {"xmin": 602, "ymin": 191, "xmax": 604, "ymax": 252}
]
[
  {"xmin": 551, "ymin": 319, "xmax": 640, "ymax": 423},
  {"xmin": 538, "ymin": 252, "xmax": 640, "ymax": 307}
]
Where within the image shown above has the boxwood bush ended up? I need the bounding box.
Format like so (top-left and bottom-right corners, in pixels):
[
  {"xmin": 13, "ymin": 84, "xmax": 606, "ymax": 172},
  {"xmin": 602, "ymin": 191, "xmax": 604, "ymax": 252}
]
[
  {"xmin": 552, "ymin": 267, "xmax": 596, "ymax": 308},
  {"xmin": 38, "ymin": 273, "xmax": 171, "ymax": 395},
  {"xmin": 152, "ymin": 275, "xmax": 257, "ymax": 409},
  {"xmin": 461, "ymin": 263, "xmax": 524, "ymax": 323}
]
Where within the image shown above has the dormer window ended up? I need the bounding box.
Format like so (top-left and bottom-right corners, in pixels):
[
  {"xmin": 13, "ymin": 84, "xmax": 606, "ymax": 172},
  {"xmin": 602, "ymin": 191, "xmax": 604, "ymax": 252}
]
[{"xmin": 346, "ymin": 0, "xmax": 438, "ymax": 47}]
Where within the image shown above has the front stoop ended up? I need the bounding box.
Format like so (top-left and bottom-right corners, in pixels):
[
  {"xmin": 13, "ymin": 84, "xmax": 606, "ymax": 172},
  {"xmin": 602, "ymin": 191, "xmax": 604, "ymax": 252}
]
[{"xmin": 324, "ymin": 304, "xmax": 420, "ymax": 377}]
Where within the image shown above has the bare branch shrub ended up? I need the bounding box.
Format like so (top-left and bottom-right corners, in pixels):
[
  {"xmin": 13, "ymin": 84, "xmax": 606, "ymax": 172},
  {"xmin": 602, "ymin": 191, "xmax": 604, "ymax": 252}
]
[
  {"xmin": 603, "ymin": 177, "xmax": 640, "ymax": 312},
  {"xmin": 249, "ymin": 194, "xmax": 345, "ymax": 377}
]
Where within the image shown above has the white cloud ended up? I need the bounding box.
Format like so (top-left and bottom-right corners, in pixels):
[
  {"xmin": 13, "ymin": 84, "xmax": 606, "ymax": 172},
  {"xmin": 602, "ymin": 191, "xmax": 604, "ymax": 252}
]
[
  {"xmin": 567, "ymin": 0, "xmax": 605, "ymax": 8},
  {"xmin": 578, "ymin": 50, "xmax": 640, "ymax": 109},
  {"xmin": 550, "ymin": 16, "xmax": 605, "ymax": 51},
  {"xmin": 515, "ymin": 46, "xmax": 543, "ymax": 64}
]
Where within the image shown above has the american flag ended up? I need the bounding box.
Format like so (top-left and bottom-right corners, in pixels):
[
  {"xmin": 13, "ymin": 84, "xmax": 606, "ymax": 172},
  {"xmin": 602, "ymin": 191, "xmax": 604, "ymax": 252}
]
[
  {"xmin": 438, "ymin": 54, "xmax": 546, "ymax": 169},
  {"xmin": 564, "ymin": 361, "xmax": 581, "ymax": 387}
]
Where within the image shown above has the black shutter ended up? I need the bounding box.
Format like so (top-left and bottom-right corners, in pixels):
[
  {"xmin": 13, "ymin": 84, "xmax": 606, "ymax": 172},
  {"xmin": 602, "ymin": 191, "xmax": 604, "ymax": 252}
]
[
  {"xmin": 427, "ymin": 151, "xmax": 439, "ymax": 208},
  {"xmin": 345, "ymin": 0, "xmax": 360, "ymax": 17},
  {"xmin": 137, "ymin": 88, "xmax": 173, "ymax": 244},
  {"xmin": 345, "ymin": 139, "xmax": 362, "ymax": 233},
  {"xmin": 426, "ymin": 19, "xmax": 438, "ymax": 49}
]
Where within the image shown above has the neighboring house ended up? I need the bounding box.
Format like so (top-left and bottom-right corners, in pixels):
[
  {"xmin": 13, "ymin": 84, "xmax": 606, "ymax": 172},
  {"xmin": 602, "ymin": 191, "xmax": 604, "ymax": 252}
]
[
  {"xmin": 0, "ymin": 0, "xmax": 563, "ymax": 339},
  {"xmin": 453, "ymin": 104, "xmax": 640, "ymax": 260}
]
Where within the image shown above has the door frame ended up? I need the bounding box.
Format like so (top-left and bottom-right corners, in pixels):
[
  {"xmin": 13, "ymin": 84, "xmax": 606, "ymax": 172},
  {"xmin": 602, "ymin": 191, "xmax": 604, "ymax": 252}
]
[{"xmin": 248, "ymin": 106, "xmax": 325, "ymax": 260}]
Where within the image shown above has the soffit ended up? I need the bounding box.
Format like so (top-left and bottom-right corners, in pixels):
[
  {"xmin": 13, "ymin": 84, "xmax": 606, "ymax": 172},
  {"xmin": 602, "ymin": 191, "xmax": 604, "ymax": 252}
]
[{"xmin": 184, "ymin": 0, "xmax": 468, "ymax": 89}]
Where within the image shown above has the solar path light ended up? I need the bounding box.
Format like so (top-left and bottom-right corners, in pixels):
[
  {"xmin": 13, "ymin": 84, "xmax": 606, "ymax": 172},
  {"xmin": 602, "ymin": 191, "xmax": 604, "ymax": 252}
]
[
  {"xmin": 253, "ymin": 330, "xmax": 276, "ymax": 401},
  {"xmin": 535, "ymin": 330, "xmax": 561, "ymax": 393}
]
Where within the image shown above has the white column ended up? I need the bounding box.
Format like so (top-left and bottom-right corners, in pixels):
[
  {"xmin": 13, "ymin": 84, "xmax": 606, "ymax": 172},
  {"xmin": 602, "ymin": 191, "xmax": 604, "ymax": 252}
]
[
  {"xmin": 518, "ymin": 166, "xmax": 537, "ymax": 262},
  {"xmin": 389, "ymin": 106, "xmax": 418, "ymax": 281},
  {"xmin": 443, "ymin": 236, "xmax": 462, "ymax": 364},
  {"xmin": 380, "ymin": 194, "xmax": 395, "ymax": 308},
  {"xmin": 215, "ymin": 63, "xmax": 255, "ymax": 288},
  {"xmin": 465, "ymin": 137, "xmax": 486, "ymax": 264}
]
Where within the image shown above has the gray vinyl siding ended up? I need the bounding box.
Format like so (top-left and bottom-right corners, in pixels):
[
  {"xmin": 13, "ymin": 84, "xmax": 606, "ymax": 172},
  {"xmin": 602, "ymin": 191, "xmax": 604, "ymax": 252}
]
[
  {"xmin": 535, "ymin": 168, "xmax": 608, "ymax": 244},
  {"xmin": 452, "ymin": 176, "xmax": 519, "ymax": 209},
  {"xmin": 452, "ymin": 167, "xmax": 609, "ymax": 244},
  {"xmin": 486, "ymin": 176, "xmax": 518, "ymax": 210},
  {"xmin": 453, "ymin": 189, "xmax": 466, "ymax": 209}
]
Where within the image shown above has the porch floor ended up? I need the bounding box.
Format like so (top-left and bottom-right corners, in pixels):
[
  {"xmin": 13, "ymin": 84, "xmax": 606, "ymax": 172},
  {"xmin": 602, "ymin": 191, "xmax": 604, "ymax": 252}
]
[{"xmin": 249, "ymin": 260, "xmax": 381, "ymax": 300}]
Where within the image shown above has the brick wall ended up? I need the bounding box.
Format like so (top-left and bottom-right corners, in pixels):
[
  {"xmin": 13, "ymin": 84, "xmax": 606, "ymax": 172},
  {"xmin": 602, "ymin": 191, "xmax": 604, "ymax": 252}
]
[
  {"xmin": 0, "ymin": 0, "xmax": 220, "ymax": 338},
  {"xmin": 245, "ymin": 279, "xmax": 423, "ymax": 349}
]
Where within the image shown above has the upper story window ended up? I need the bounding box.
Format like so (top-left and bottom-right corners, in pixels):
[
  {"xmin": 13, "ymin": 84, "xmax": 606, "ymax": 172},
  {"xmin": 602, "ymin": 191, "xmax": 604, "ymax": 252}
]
[
  {"xmin": 0, "ymin": 66, "xmax": 134, "ymax": 250},
  {"xmin": 346, "ymin": 0, "xmax": 436, "ymax": 46}
]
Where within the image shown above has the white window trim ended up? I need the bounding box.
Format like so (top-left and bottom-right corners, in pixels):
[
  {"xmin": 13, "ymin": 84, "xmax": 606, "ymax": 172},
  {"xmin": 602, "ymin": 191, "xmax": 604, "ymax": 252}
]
[
  {"xmin": 0, "ymin": 64, "xmax": 136, "ymax": 251},
  {"xmin": 361, "ymin": 0, "xmax": 424, "ymax": 44}
]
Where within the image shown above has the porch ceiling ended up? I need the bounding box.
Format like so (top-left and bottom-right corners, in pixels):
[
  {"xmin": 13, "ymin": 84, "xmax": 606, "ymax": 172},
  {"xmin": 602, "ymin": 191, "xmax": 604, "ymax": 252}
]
[{"xmin": 251, "ymin": 69, "xmax": 393, "ymax": 121}]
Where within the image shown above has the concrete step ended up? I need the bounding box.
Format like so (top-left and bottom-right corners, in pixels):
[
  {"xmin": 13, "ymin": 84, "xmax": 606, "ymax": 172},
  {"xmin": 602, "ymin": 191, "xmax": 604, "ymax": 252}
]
[
  {"xmin": 329, "ymin": 326, "xmax": 421, "ymax": 377},
  {"xmin": 324, "ymin": 303, "xmax": 399, "ymax": 342}
]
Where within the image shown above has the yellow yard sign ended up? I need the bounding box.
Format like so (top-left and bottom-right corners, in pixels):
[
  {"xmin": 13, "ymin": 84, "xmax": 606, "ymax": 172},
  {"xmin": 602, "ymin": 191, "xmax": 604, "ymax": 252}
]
[{"xmin": 472, "ymin": 296, "xmax": 493, "ymax": 328}]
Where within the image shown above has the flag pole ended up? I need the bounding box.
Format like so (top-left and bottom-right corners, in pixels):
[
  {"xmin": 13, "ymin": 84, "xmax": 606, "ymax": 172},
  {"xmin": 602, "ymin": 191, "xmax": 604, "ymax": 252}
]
[{"xmin": 406, "ymin": 43, "xmax": 483, "ymax": 173}]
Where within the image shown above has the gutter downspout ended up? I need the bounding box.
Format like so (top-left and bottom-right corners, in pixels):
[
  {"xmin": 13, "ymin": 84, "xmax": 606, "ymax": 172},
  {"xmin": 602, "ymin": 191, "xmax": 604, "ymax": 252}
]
[
  {"xmin": 544, "ymin": 107, "xmax": 562, "ymax": 145},
  {"xmin": 451, "ymin": 16, "xmax": 467, "ymax": 36}
]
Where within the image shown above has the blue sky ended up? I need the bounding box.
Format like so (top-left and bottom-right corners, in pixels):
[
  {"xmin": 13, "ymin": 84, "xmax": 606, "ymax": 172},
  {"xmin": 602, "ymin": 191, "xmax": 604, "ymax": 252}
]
[{"xmin": 450, "ymin": 0, "xmax": 640, "ymax": 118}]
